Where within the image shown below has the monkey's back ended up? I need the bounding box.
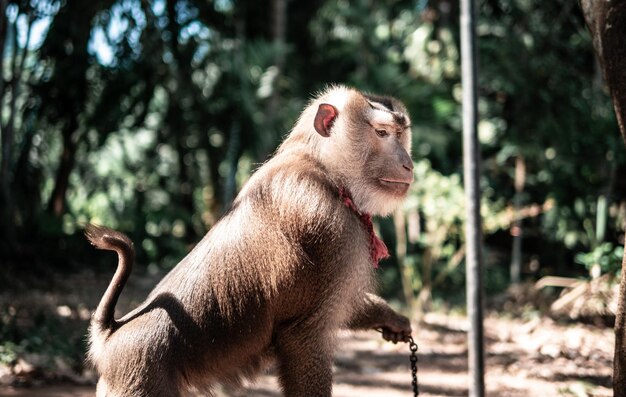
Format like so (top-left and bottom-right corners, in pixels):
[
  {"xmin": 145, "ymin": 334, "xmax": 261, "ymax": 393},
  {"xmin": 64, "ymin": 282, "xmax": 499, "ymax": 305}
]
[{"xmin": 101, "ymin": 148, "xmax": 375, "ymax": 393}]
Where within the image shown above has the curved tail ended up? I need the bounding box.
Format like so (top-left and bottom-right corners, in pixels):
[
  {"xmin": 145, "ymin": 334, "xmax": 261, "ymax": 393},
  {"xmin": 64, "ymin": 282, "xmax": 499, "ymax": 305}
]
[{"xmin": 85, "ymin": 224, "xmax": 135, "ymax": 333}]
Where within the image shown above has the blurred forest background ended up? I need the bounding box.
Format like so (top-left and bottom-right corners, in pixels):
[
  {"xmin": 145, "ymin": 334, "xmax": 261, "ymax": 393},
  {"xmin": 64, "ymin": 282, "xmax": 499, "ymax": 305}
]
[{"xmin": 0, "ymin": 0, "xmax": 625, "ymax": 391}]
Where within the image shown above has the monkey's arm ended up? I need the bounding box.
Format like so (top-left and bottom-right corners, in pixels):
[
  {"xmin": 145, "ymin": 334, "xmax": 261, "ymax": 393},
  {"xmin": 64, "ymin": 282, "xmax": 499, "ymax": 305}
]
[{"xmin": 345, "ymin": 293, "xmax": 412, "ymax": 344}]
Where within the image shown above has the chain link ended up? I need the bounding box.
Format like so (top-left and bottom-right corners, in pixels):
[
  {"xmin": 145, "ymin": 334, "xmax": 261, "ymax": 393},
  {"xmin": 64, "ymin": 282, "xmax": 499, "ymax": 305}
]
[{"xmin": 408, "ymin": 336, "xmax": 419, "ymax": 396}]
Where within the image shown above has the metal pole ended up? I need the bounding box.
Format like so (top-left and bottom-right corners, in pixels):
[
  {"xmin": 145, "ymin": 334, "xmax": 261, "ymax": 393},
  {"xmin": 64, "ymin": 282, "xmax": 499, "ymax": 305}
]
[{"xmin": 460, "ymin": 0, "xmax": 485, "ymax": 395}]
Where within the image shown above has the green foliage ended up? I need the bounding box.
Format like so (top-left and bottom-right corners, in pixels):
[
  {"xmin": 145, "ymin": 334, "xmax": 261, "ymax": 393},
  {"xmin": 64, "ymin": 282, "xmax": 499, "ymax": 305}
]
[
  {"xmin": 0, "ymin": 341, "xmax": 20, "ymax": 365},
  {"xmin": 0, "ymin": 301, "xmax": 87, "ymax": 370},
  {"xmin": 575, "ymin": 243, "xmax": 624, "ymax": 275},
  {"xmin": 406, "ymin": 159, "xmax": 466, "ymax": 231},
  {"xmin": 401, "ymin": 159, "xmax": 509, "ymax": 306}
]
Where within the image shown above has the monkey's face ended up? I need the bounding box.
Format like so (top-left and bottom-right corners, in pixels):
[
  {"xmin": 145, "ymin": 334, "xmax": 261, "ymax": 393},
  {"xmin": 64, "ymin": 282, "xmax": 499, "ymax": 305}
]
[
  {"xmin": 314, "ymin": 89, "xmax": 414, "ymax": 216},
  {"xmin": 355, "ymin": 95, "xmax": 413, "ymax": 215},
  {"xmin": 361, "ymin": 96, "xmax": 413, "ymax": 197}
]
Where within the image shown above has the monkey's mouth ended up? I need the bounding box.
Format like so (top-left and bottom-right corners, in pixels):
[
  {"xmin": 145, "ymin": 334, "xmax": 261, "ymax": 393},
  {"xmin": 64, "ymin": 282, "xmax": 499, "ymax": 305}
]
[{"xmin": 378, "ymin": 178, "xmax": 412, "ymax": 193}]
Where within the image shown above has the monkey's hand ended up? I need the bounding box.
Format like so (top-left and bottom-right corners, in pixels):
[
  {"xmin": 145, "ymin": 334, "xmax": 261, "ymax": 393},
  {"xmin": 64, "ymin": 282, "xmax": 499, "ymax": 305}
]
[
  {"xmin": 346, "ymin": 294, "xmax": 413, "ymax": 343},
  {"xmin": 377, "ymin": 313, "xmax": 412, "ymax": 344}
]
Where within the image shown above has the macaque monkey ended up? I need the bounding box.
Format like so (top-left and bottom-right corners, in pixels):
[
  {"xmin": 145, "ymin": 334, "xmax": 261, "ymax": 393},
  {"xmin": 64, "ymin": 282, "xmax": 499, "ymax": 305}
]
[{"xmin": 86, "ymin": 85, "xmax": 415, "ymax": 397}]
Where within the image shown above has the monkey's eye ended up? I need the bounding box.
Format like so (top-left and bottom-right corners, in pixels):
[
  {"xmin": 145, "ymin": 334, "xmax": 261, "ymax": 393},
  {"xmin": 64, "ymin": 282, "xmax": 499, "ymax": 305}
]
[{"xmin": 375, "ymin": 129, "xmax": 389, "ymax": 138}]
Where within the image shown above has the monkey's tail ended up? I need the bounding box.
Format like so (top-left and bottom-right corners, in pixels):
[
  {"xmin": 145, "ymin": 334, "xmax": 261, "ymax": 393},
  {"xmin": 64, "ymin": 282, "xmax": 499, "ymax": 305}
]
[{"xmin": 85, "ymin": 224, "xmax": 135, "ymax": 333}]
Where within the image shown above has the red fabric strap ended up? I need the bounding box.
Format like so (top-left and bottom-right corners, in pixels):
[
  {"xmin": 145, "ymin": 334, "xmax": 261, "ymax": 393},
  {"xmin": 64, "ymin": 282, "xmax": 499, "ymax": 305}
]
[{"xmin": 339, "ymin": 187, "xmax": 390, "ymax": 268}]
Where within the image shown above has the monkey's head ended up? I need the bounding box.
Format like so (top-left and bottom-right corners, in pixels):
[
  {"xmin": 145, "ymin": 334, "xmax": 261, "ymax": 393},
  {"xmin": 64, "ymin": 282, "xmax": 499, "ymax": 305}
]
[{"xmin": 297, "ymin": 86, "xmax": 414, "ymax": 216}]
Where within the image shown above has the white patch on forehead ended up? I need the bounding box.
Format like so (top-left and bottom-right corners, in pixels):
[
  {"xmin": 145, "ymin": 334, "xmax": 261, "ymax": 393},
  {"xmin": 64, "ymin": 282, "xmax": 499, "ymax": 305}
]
[
  {"xmin": 369, "ymin": 107, "xmax": 396, "ymax": 124},
  {"xmin": 323, "ymin": 86, "xmax": 351, "ymax": 111}
]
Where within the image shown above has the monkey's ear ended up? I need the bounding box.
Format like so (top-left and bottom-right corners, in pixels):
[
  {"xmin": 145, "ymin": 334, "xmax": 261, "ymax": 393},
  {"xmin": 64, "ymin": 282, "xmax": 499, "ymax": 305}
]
[{"xmin": 314, "ymin": 103, "xmax": 338, "ymax": 137}]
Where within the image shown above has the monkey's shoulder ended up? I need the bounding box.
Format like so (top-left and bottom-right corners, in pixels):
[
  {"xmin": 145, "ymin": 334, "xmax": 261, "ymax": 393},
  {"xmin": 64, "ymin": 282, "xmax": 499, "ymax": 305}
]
[
  {"xmin": 240, "ymin": 151, "xmax": 346, "ymax": 225},
  {"xmin": 244, "ymin": 151, "xmax": 332, "ymax": 196}
]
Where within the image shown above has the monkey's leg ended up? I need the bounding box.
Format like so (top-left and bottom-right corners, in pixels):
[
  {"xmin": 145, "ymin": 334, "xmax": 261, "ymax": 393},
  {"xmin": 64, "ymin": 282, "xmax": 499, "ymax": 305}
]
[
  {"xmin": 275, "ymin": 326, "xmax": 333, "ymax": 397},
  {"xmin": 346, "ymin": 293, "xmax": 412, "ymax": 343}
]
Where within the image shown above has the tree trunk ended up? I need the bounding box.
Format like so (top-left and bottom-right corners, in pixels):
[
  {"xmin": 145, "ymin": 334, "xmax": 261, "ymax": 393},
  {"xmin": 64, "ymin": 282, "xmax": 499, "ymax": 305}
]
[
  {"xmin": 176, "ymin": 128, "xmax": 195, "ymax": 217},
  {"xmin": 418, "ymin": 247, "xmax": 433, "ymax": 312},
  {"xmin": 579, "ymin": 1, "xmax": 626, "ymax": 395},
  {"xmin": 2, "ymin": 13, "xmax": 33, "ymax": 239},
  {"xmin": 580, "ymin": 0, "xmax": 626, "ymax": 142},
  {"xmin": 206, "ymin": 144, "xmax": 225, "ymax": 218},
  {"xmin": 0, "ymin": 15, "xmax": 16, "ymax": 241},
  {"xmin": 0, "ymin": 0, "xmax": 7, "ymax": 76},
  {"xmin": 617, "ymin": 251, "xmax": 626, "ymax": 396},
  {"xmin": 13, "ymin": 110, "xmax": 40, "ymax": 229},
  {"xmin": 394, "ymin": 210, "xmax": 415, "ymax": 313},
  {"xmin": 47, "ymin": 120, "xmax": 79, "ymax": 216},
  {"xmin": 223, "ymin": 121, "xmax": 241, "ymax": 208},
  {"xmin": 259, "ymin": 0, "xmax": 287, "ymax": 162},
  {"xmin": 1, "ymin": 19, "xmax": 18, "ymax": 203},
  {"xmin": 510, "ymin": 155, "xmax": 526, "ymax": 284}
]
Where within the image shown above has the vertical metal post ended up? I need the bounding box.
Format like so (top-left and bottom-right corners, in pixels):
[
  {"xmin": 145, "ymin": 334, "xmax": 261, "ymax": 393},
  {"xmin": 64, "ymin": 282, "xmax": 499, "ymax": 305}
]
[{"xmin": 460, "ymin": 0, "xmax": 485, "ymax": 395}]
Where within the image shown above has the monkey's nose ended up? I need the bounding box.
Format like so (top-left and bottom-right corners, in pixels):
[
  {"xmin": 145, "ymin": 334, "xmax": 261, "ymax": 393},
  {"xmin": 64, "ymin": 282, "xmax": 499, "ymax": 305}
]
[
  {"xmin": 396, "ymin": 148, "xmax": 414, "ymax": 177},
  {"xmin": 401, "ymin": 155, "xmax": 414, "ymax": 173}
]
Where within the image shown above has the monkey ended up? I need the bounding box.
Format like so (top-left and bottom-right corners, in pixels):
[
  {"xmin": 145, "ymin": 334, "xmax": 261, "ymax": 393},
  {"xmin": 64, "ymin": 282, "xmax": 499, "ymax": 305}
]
[{"xmin": 86, "ymin": 85, "xmax": 415, "ymax": 397}]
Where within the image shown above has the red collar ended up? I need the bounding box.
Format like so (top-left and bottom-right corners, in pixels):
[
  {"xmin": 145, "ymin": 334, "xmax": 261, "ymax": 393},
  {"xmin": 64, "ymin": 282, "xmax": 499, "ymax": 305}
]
[{"xmin": 339, "ymin": 187, "xmax": 390, "ymax": 268}]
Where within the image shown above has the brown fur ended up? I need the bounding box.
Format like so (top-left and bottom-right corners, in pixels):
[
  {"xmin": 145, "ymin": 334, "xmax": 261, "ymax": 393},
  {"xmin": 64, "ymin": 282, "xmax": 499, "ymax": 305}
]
[{"xmin": 87, "ymin": 86, "xmax": 413, "ymax": 397}]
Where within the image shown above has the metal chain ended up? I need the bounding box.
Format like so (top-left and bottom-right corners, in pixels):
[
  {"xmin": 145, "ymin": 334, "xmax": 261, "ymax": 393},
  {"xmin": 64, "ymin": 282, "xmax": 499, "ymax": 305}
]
[
  {"xmin": 374, "ymin": 329, "xmax": 419, "ymax": 396},
  {"xmin": 408, "ymin": 336, "xmax": 419, "ymax": 396}
]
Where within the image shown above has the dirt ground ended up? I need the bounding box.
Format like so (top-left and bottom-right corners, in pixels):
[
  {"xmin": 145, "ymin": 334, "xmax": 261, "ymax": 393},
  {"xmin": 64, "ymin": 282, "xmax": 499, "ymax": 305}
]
[
  {"xmin": 0, "ymin": 312, "xmax": 614, "ymax": 397},
  {"xmin": 0, "ymin": 269, "xmax": 615, "ymax": 397}
]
